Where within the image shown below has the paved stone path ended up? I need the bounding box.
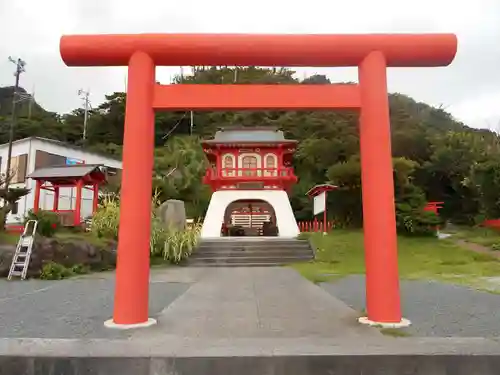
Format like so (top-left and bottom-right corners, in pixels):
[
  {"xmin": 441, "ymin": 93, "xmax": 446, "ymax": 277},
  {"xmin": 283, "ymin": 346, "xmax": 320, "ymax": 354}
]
[
  {"xmin": 132, "ymin": 267, "xmax": 380, "ymax": 339},
  {"xmin": 322, "ymin": 275, "xmax": 500, "ymax": 337},
  {"xmin": 0, "ymin": 269, "xmax": 197, "ymax": 339}
]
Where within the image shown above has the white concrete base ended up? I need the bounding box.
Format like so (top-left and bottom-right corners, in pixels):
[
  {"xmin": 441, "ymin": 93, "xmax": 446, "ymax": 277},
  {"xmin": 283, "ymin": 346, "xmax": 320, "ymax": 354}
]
[
  {"xmin": 201, "ymin": 190, "xmax": 300, "ymax": 239},
  {"xmin": 104, "ymin": 318, "xmax": 157, "ymax": 330},
  {"xmin": 358, "ymin": 316, "xmax": 412, "ymax": 328}
]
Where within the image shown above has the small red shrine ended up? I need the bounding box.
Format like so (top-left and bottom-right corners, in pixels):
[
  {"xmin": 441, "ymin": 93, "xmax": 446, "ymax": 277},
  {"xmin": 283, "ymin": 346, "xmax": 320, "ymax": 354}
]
[
  {"xmin": 28, "ymin": 164, "xmax": 107, "ymax": 227},
  {"xmin": 200, "ymin": 127, "xmax": 300, "ymax": 238}
]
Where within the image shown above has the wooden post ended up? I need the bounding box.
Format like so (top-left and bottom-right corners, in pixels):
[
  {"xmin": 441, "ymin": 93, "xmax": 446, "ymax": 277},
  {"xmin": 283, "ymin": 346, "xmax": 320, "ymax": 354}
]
[
  {"xmin": 92, "ymin": 183, "xmax": 99, "ymax": 214},
  {"xmin": 33, "ymin": 180, "xmax": 42, "ymax": 213},
  {"xmin": 74, "ymin": 180, "xmax": 83, "ymax": 226},
  {"xmin": 53, "ymin": 186, "xmax": 60, "ymax": 211}
]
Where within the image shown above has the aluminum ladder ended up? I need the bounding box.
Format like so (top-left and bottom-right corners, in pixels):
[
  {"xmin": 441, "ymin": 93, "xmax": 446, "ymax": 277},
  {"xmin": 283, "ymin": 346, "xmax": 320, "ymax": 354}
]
[{"xmin": 8, "ymin": 220, "xmax": 38, "ymax": 280}]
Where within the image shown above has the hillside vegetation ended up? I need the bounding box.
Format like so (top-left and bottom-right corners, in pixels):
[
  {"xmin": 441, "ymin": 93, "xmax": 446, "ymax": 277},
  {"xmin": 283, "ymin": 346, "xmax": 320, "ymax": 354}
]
[{"xmin": 1, "ymin": 66, "xmax": 499, "ymax": 228}]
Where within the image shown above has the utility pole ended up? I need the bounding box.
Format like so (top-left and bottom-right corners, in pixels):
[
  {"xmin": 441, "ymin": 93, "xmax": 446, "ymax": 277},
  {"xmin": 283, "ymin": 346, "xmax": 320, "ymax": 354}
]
[
  {"xmin": 5, "ymin": 56, "xmax": 26, "ymax": 190},
  {"xmin": 78, "ymin": 89, "xmax": 90, "ymax": 142},
  {"xmin": 27, "ymin": 85, "xmax": 35, "ymax": 119},
  {"xmin": 190, "ymin": 110, "xmax": 194, "ymax": 135}
]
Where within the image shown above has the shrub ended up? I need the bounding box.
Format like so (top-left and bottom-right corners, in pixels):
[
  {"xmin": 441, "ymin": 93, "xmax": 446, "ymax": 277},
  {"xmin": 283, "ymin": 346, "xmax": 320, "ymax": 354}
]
[
  {"xmin": 297, "ymin": 232, "xmax": 312, "ymax": 240},
  {"xmin": 91, "ymin": 195, "xmax": 120, "ymax": 239},
  {"xmin": 150, "ymin": 220, "xmax": 202, "ymax": 264},
  {"xmin": 40, "ymin": 262, "xmax": 73, "ymax": 280},
  {"xmin": 25, "ymin": 210, "xmax": 59, "ymax": 237},
  {"xmin": 396, "ymin": 203, "xmax": 441, "ymax": 237},
  {"xmin": 71, "ymin": 264, "xmax": 90, "ymax": 275},
  {"xmin": 92, "ymin": 190, "xmax": 201, "ymax": 264}
]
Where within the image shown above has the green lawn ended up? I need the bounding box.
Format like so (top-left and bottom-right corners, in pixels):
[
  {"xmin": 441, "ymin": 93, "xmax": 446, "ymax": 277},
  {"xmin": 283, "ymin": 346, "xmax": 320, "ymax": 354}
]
[
  {"xmin": 0, "ymin": 231, "xmax": 20, "ymax": 245},
  {"xmin": 450, "ymin": 226, "xmax": 500, "ymax": 249},
  {"xmin": 292, "ymin": 230, "xmax": 500, "ymax": 288},
  {"xmin": 0, "ymin": 230, "xmax": 112, "ymax": 247},
  {"xmin": 54, "ymin": 230, "xmax": 112, "ymax": 247}
]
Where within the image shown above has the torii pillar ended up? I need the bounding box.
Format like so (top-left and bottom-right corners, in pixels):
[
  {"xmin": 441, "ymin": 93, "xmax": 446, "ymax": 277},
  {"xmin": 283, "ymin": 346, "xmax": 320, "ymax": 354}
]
[{"xmin": 60, "ymin": 33, "xmax": 457, "ymax": 329}]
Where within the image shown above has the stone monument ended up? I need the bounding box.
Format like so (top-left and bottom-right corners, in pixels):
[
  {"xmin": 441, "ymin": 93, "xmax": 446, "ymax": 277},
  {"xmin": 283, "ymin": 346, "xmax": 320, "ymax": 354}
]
[{"xmin": 157, "ymin": 199, "xmax": 186, "ymax": 231}]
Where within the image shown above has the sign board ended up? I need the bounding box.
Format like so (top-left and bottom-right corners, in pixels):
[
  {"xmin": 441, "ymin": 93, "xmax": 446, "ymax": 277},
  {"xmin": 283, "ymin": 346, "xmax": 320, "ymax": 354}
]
[
  {"xmin": 313, "ymin": 191, "xmax": 326, "ymax": 215},
  {"xmin": 66, "ymin": 157, "xmax": 85, "ymax": 165}
]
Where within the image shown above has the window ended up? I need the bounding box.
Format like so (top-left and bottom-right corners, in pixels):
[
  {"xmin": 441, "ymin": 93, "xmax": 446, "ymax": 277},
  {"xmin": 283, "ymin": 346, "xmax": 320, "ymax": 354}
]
[
  {"xmin": 223, "ymin": 155, "xmax": 234, "ymax": 176},
  {"xmin": 242, "ymin": 156, "xmax": 257, "ymax": 168},
  {"xmin": 35, "ymin": 151, "xmax": 65, "ymax": 169},
  {"xmin": 224, "ymin": 155, "xmax": 234, "ymax": 168},
  {"xmin": 242, "ymin": 156, "xmax": 258, "ymax": 176},
  {"xmin": 266, "ymin": 155, "xmax": 276, "ymax": 168},
  {"xmin": 10, "ymin": 154, "xmax": 28, "ymax": 183},
  {"xmin": 265, "ymin": 154, "xmax": 277, "ymax": 176}
]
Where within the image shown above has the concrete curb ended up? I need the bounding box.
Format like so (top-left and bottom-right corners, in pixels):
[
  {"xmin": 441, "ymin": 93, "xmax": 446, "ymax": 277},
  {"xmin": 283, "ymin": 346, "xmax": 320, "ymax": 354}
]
[
  {"xmin": 1, "ymin": 337, "xmax": 500, "ymax": 357},
  {"xmin": 2, "ymin": 337, "xmax": 500, "ymax": 374}
]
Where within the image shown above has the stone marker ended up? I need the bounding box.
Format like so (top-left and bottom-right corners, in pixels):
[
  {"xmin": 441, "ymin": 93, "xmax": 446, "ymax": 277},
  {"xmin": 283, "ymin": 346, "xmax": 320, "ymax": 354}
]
[{"xmin": 157, "ymin": 199, "xmax": 186, "ymax": 231}]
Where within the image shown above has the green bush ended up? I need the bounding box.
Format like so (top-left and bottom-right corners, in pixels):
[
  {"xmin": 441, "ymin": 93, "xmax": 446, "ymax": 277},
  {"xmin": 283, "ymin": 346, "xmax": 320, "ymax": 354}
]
[
  {"xmin": 91, "ymin": 195, "xmax": 120, "ymax": 239},
  {"xmin": 297, "ymin": 232, "xmax": 312, "ymax": 240},
  {"xmin": 25, "ymin": 210, "xmax": 59, "ymax": 237},
  {"xmin": 92, "ymin": 191, "xmax": 201, "ymax": 264},
  {"xmin": 40, "ymin": 262, "xmax": 73, "ymax": 280},
  {"xmin": 150, "ymin": 220, "xmax": 201, "ymax": 264},
  {"xmin": 71, "ymin": 264, "xmax": 90, "ymax": 275},
  {"xmin": 396, "ymin": 203, "xmax": 441, "ymax": 237},
  {"xmin": 40, "ymin": 262, "xmax": 90, "ymax": 280}
]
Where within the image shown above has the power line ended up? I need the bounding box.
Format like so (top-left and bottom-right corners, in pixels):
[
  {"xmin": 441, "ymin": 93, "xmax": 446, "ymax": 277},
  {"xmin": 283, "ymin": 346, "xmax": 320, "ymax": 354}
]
[
  {"xmin": 4, "ymin": 56, "xmax": 26, "ymax": 191},
  {"xmin": 163, "ymin": 112, "xmax": 188, "ymax": 140}
]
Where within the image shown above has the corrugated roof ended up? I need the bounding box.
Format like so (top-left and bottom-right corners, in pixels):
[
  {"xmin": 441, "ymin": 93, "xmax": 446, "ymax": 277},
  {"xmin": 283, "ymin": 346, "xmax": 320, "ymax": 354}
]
[
  {"xmin": 0, "ymin": 136, "xmax": 122, "ymax": 163},
  {"xmin": 28, "ymin": 164, "xmax": 104, "ymax": 179}
]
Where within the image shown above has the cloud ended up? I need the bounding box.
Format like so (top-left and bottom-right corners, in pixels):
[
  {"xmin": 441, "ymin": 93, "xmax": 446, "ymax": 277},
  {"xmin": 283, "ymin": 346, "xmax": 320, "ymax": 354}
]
[{"xmin": 0, "ymin": 0, "xmax": 498, "ymax": 130}]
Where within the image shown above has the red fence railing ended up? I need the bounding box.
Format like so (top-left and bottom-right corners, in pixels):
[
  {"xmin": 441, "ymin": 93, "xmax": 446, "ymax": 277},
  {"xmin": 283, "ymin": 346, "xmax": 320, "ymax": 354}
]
[
  {"xmin": 298, "ymin": 220, "xmax": 335, "ymax": 233},
  {"xmin": 483, "ymin": 219, "xmax": 500, "ymax": 229},
  {"xmin": 205, "ymin": 167, "xmax": 296, "ymax": 179}
]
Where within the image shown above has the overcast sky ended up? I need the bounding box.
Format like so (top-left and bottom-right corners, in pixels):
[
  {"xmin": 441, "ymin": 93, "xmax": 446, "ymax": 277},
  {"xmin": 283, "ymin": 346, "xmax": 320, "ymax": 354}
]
[{"xmin": 0, "ymin": 0, "xmax": 499, "ymax": 130}]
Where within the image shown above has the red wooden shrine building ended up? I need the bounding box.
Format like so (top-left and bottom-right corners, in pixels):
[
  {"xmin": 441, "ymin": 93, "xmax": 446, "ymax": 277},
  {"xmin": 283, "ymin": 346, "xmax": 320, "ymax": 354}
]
[
  {"xmin": 201, "ymin": 127, "xmax": 300, "ymax": 238},
  {"xmin": 28, "ymin": 164, "xmax": 107, "ymax": 226}
]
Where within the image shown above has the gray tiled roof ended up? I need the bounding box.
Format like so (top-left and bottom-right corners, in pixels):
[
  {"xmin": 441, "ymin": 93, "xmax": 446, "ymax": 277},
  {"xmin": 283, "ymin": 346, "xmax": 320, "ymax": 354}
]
[
  {"xmin": 208, "ymin": 127, "xmax": 289, "ymax": 143},
  {"xmin": 28, "ymin": 164, "xmax": 104, "ymax": 179}
]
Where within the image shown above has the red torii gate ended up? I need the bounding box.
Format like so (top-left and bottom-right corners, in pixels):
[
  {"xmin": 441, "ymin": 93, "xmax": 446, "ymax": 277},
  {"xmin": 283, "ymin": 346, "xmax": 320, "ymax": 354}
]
[{"xmin": 60, "ymin": 33, "xmax": 457, "ymax": 329}]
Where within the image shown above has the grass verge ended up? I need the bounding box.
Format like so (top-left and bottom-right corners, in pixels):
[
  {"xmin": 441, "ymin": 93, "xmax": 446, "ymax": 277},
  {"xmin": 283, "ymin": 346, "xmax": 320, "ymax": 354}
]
[
  {"xmin": 0, "ymin": 231, "xmax": 21, "ymax": 245},
  {"xmin": 54, "ymin": 230, "xmax": 113, "ymax": 247},
  {"xmin": 291, "ymin": 230, "xmax": 500, "ymax": 288},
  {"xmin": 451, "ymin": 226, "xmax": 500, "ymax": 250}
]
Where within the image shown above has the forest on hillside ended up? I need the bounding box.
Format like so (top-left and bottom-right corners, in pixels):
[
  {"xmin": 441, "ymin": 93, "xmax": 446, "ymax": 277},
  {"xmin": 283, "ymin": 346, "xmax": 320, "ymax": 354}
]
[{"xmin": 1, "ymin": 66, "xmax": 500, "ymax": 231}]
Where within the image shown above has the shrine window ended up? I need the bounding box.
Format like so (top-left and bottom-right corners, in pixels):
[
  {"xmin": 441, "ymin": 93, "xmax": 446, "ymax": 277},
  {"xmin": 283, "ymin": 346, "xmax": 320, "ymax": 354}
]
[
  {"xmin": 242, "ymin": 155, "xmax": 258, "ymax": 176},
  {"xmin": 264, "ymin": 154, "xmax": 277, "ymax": 176},
  {"xmin": 224, "ymin": 155, "xmax": 234, "ymax": 168},
  {"xmin": 223, "ymin": 154, "xmax": 235, "ymax": 176}
]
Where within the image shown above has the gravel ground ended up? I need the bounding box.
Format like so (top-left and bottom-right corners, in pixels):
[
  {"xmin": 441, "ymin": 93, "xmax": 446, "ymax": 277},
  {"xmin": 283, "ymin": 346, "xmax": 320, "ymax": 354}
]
[
  {"xmin": 0, "ymin": 277, "xmax": 190, "ymax": 339},
  {"xmin": 321, "ymin": 275, "xmax": 500, "ymax": 337}
]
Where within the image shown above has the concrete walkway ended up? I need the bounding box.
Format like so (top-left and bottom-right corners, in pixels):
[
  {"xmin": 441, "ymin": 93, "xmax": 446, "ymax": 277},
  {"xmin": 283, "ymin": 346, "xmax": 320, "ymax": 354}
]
[{"xmin": 132, "ymin": 267, "xmax": 380, "ymax": 339}]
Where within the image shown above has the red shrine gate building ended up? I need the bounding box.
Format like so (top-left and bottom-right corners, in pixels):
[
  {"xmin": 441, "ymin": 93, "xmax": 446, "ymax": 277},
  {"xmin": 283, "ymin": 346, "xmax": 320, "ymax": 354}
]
[{"xmin": 201, "ymin": 127, "xmax": 300, "ymax": 238}]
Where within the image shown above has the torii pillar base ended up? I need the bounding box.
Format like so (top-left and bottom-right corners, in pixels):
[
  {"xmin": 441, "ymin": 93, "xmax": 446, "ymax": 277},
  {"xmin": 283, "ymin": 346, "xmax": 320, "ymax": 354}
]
[
  {"xmin": 104, "ymin": 318, "xmax": 157, "ymax": 330},
  {"xmin": 358, "ymin": 316, "xmax": 412, "ymax": 329}
]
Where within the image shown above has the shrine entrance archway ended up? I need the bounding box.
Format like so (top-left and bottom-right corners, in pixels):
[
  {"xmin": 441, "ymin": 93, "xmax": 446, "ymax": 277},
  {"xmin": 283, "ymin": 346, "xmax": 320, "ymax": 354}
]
[{"xmin": 60, "ymin": 33, "xmax": 457, "ymax": 328}]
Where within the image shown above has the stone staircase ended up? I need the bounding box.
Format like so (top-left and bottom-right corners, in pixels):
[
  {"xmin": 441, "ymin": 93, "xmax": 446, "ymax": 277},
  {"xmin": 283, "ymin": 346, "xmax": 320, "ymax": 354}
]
[{"xmin": 188, "ymin": 238, "xmax": 314, "ymax": 267}]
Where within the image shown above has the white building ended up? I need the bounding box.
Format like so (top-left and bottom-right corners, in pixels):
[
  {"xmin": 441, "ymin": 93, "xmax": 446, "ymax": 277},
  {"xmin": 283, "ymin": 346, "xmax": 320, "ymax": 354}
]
[{"xmin": 0, "ymin": 137, "xmax": 122, "ymax": 224}]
